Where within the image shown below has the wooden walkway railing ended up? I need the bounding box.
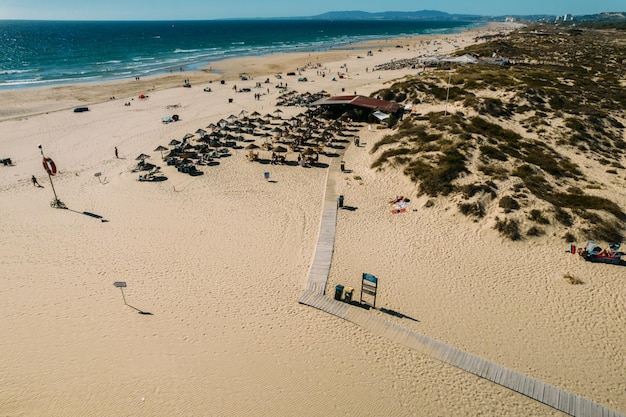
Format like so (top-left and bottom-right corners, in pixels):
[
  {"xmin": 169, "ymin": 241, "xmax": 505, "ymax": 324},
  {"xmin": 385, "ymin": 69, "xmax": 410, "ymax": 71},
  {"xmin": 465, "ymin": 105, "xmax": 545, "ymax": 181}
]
[{"xmin": 299, "ymin": 154, "xmax": 625, "ymax": 417}]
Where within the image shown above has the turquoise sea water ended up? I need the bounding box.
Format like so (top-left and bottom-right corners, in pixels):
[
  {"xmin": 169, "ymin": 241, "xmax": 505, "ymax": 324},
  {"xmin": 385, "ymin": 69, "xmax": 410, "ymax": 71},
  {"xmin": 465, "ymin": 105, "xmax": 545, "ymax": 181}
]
[{"xmin": 0, "ymin": 20, "xmax": 477, "ymax": 90}]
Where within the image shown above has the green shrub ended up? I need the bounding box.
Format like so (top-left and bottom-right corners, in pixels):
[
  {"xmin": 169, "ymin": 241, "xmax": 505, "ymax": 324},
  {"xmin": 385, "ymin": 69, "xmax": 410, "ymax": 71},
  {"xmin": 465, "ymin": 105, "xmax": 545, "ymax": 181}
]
[
  {"xmin": 404, "ymin": 147, "xmax": 468, "ymax": 196},
  {"xmin": 499, "ymin": 196, "xmax": 520, "ymax": 212},
  {"xmin": 563, "ymin": 232, "xmax": 576, "ymax": 243},
  {"xmin": 458, "ymin": 202, "xmax": 485, "ymax": 218},
  {"xmin": 479, "ymin": 145, "xmax": 508, "ymax": 161},
  {"xmin": 494, "ymin": 217, "xmax": 522, "ymax": 240},
  {"xmin": 589, "ymin": 221, "xmax": 623, "ymax": 243},
  {"xmin": 458, "ymin": 182, "xmax": 497, "ymax": 199},
  {"xmin": 529, "ymin": 209, "xmax": 550, "ymax": 224},
  {"xmin": 554, "ymin": 207, "xmax": 574, "ymax": 226}
]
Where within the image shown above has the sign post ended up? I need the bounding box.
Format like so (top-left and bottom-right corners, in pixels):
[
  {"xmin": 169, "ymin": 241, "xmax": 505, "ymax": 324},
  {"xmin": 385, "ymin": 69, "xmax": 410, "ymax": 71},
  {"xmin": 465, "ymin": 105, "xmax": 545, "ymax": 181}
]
[
  {"xmin": 113, "ymin": 281, "xmax": 128, "ymax": 305},
  {"xmin": 360, "ymin": 273, "xmax": 378, "ymax": 308}
]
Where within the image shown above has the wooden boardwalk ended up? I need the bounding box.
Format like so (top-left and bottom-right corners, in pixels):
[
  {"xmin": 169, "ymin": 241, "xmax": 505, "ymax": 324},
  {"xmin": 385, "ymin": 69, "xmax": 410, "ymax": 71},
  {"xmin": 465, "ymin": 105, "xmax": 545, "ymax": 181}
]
[{"xmin": 299, "ymin": 155, "xmax": 625, "ymax": 417}]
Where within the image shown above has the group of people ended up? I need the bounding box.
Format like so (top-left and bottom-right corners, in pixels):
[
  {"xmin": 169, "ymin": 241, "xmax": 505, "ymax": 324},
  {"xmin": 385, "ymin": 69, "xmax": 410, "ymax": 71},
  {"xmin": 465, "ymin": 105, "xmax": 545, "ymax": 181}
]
[{"xmin": 270, "ymin": 152, "xmax": 286, "ymax": 165}]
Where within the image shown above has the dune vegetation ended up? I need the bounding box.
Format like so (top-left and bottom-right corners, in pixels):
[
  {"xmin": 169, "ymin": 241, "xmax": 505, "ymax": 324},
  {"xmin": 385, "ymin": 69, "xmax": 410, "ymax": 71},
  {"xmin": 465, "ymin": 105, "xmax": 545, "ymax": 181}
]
[{"xmin": 370, "ymin": 22, "xmax": 626, "ymax": 241}]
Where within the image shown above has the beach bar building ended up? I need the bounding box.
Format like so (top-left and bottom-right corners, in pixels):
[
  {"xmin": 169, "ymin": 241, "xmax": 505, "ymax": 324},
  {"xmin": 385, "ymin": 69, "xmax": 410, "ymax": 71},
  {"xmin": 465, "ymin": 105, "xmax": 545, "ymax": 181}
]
[{"xmin": 309, "ymin": 95, "xmax": 404, "ymax": 126}]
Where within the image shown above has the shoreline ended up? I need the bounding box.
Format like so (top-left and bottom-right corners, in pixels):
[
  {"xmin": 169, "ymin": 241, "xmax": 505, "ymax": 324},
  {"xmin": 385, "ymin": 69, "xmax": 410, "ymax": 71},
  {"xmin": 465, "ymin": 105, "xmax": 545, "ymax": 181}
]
[{"xmin": 0, "ymin": 22, "xmax": 504, "ymax": 122}]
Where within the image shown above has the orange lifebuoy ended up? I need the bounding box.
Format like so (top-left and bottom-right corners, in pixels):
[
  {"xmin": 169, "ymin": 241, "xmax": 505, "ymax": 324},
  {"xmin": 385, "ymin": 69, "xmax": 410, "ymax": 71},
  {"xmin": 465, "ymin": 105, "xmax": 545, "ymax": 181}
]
[{"xmin": 42, "ymin": 157, "xmax": 57, "ymax": 176}]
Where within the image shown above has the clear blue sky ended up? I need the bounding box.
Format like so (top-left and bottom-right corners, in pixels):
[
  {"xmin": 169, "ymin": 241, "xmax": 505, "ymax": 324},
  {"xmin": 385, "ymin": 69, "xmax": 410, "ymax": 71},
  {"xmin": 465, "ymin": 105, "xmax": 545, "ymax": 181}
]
[{"xmin": 1, "ymin": 0, "xmax": 623, "ymax": 20}]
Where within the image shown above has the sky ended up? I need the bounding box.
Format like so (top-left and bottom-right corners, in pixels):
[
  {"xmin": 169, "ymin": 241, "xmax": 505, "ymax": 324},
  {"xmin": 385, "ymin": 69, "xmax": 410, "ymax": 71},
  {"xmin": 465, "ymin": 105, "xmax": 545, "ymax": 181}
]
[{"xmin": 1, "ymin": 0, "xmax": 623, "ymax": 20}]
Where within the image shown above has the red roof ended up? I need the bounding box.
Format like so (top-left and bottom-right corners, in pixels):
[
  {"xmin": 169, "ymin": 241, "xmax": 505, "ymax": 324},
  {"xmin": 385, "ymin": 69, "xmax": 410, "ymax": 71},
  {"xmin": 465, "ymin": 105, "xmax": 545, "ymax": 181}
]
[{"xmin": 311, "ymin": 95, "xmax": 402, "ymax": 113}]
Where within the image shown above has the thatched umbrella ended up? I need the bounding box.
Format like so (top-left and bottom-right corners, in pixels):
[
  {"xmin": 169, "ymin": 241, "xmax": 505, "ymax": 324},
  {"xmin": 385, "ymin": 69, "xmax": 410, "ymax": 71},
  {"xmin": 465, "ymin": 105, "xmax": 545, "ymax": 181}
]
[
  {"xmin": 273, "ymin": 145, "xmax": 288, "ymax": 153},
  {"xmin": 227, "ymin": 114, "xmax": 238, "ymax": 122},
  {"xmin": 250, "ymin": 111, "xmax": 261, "ymax": 118},
  {"xmin": 135, "ymin": 153, "xmax": 150, "ymax": 161},
  {"xmin": 154, "ymin": 145, "xmax": 168, "ymax": 159},
  {"xmin": 195, "ymin": 128, "xmax": 207, "ymax": 136},
  {"xmin": 209, "ymin": 139, "xmax": 223, "ymax": 148},
  {"xmin": 169, "ymin": 139, "xmax": 181, "ymax": 146},
  {"xmin": 245, "ymin": 143, "xmax": 259, "ymax": 150},
  {"xmin": 183, "ymin": 133, "xmax": 195, "ymax": 140}
]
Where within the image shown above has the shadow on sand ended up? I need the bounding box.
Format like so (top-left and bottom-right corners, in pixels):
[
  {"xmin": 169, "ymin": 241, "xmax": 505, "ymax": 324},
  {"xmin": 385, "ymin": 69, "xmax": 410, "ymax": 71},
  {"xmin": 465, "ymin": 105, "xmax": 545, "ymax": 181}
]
[{"xmin": 65, "ymin": 207, "xmax": 109, "ymax": 223}]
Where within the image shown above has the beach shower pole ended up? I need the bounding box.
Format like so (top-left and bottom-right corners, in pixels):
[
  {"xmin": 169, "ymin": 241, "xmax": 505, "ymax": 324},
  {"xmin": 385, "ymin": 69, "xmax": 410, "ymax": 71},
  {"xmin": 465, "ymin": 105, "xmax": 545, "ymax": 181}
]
[{"xmin": 38, "ymin": 144, "xmax": 60, "ymax": 203}]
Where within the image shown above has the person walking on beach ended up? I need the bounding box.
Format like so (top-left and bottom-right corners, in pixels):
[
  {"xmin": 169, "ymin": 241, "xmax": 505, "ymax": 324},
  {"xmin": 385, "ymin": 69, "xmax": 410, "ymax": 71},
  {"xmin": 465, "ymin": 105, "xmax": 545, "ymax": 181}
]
[
  {"xmin": 115, "ymin": 147, "xmax": 119, "ymax": 159},
  {"xmin": 31, "ymin": 175, "xmax": 40, "ymax": 187}
]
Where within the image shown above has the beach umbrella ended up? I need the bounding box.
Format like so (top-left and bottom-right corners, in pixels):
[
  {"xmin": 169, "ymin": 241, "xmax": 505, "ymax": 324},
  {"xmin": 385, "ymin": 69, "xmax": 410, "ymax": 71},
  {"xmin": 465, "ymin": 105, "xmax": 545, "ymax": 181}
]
[
  {"xmin": 206, "ymin": 123, "xmax": 217, "ymax": 130},
  {"xmin": 135, "ymin": 153, "xmax": 150, "ymax": 163},
  {"xmin": 245, "ymin": 143, "xmax": 259, "ymax": 150},
  {"xmin": 239, "ymin": 109, "xmax": 248, "ymax": 116},
  {"xmin": 169, "ymin": 139, "xmax": 181, "ymax": 146},
  {"xmin": 218, "ymin": 118, "xmax": 229, "ymax": 127},
  {"xmin": 250, "ymin": 111, "xmax": 261, "ymax": 118},
  {"xmin": 183, "ymin": 133, "xmax": 195, "ymax": 140},
  {"xmin": 273, "ymin": 145, "xmax": 288, "ymax": 153},
  {"xmin": 227, "ymin": 114, "xmax": 238, "ymax": 122},
  {"xmin": 273, "ymin": 108, "xmax": 283, "ymax": 116},
  {"xmin": 195, "ymin": 128, "xmax": 207, "ymax": 136},
  {"xmin": 154, "ymin": 145, "xmax": 168, "ymax": 159}
]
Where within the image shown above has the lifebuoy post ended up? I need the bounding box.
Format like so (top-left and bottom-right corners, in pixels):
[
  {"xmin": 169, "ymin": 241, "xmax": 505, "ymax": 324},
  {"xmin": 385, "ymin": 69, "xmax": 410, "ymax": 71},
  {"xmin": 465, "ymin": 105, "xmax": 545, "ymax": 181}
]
[{"xmin": 38, "ymin": 144, "xmax": 60, "ymax": 205}]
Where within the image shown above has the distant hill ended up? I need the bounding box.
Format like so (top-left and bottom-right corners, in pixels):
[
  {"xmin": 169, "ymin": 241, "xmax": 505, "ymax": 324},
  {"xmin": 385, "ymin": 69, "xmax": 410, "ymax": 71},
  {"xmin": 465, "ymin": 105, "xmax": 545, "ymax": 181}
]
[
  {"xmin": 309, "ymin": 10, "xmax": 482, "ymax": 21},
  {"xmin": 302, "ymin": 10, "xmax": 626, "ymax": 23},
  {"xmin": 577, "ymin": 12, "xmax": 626, "ymax": 21}
]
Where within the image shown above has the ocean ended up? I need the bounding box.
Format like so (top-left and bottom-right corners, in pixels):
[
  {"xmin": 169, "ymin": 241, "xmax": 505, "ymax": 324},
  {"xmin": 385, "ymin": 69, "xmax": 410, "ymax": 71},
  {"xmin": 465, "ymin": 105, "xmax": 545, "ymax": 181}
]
[{"xmin": 0, "ymin": 19, "xmax": 477, "ymax": 90}]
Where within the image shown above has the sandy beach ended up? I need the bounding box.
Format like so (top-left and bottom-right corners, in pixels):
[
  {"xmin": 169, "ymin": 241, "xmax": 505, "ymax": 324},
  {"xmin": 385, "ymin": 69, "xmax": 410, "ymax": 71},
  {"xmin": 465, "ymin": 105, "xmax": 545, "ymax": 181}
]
[{"xmin": 1, "ymin": 22, "xmax": 625, "ymax": 417}]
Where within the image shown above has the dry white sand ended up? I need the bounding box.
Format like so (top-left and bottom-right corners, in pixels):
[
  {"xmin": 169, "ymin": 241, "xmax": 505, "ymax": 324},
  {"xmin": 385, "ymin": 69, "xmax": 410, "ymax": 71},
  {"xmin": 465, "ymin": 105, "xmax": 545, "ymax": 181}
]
[{"xmin": 1, "ymin": 23, "xmax": 625, "ymax": 416}]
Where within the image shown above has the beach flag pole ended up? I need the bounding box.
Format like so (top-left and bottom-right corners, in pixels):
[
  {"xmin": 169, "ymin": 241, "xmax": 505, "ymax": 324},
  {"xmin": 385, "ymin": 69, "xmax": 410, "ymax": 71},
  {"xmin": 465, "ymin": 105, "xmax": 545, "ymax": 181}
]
[{"xmin": 38, "ymin": 144, "xmax": 61, "ymax": 206}]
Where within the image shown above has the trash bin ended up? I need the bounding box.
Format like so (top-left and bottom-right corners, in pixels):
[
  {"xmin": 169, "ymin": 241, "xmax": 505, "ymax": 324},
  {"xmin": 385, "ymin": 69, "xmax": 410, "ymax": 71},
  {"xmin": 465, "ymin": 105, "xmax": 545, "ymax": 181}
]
[
  {"xmin": 338, "ymin": 195, "xmax": 344, "ymax": 208},
  {"xmin": 344, "ymin": 287, "xmax": 354, "ymax": 303},
  {"xmin": 334, "ymin": 284, "xmax": 344, "ymax": 301},
  {"xmin": 228, "ymin": 98, "xmax": 233, "ymax": 103},
  {"xmin": 340, "ymin": 161, "xmax": 345, "ymax": 171},
  {"xmin": 264, "ymin": 172, "xmax": 270, "ymax": 181}
]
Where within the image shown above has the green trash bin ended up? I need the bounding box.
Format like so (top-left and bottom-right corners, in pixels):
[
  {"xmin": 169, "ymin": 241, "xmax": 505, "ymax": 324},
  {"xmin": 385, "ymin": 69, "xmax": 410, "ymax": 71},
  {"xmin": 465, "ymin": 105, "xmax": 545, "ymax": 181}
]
[{"xmin": 334, "ymin": 284, "xmax": 344, "ymax": 301}]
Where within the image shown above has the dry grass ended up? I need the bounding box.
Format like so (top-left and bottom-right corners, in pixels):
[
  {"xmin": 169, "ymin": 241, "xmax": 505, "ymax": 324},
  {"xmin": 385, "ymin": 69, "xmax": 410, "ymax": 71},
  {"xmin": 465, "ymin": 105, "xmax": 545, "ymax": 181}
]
[
  {"xmin": 368, "ymin": 23, "xmax": 626, "ymax": 241},
  {"xmin": 563, "ymin": 273, "xmax": 584, "ymax": 285}
]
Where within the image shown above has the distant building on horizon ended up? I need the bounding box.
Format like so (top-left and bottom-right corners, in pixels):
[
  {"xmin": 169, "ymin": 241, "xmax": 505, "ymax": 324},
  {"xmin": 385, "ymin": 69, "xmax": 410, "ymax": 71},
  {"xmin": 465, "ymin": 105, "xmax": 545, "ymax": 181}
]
[{"xmin": 555, "ymin": 14, "xmax": 574, "ymax": 22}]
